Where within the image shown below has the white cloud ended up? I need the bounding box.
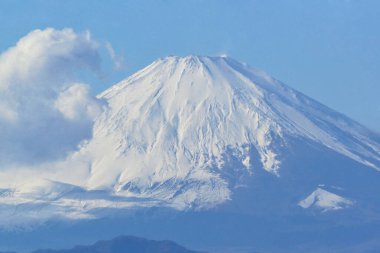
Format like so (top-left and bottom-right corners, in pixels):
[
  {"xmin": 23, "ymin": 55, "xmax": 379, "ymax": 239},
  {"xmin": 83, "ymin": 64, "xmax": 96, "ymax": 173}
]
[
  {"xmin": 55, "ymin": 83, "xmax": 103, "ymax": 121},
  {"xmin": 0, "ymin": 28, "xmax": 105, "ymax": 166},
  {"xmin": 0, "ymin": 28, "xmax": 100, "ymax": 91}
]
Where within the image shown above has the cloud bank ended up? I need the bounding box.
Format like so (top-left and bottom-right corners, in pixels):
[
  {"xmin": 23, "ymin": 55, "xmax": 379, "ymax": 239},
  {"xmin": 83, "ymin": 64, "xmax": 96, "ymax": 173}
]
[{"xmin": 0, "ymin": 28, "xmax": 105, "ymax": 167}]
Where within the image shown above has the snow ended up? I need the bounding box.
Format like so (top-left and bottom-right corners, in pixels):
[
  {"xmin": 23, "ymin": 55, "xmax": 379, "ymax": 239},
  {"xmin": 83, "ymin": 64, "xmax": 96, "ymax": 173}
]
[
  {"xmin": 82, "ymin": 55, "xmax": 379, "ymax": 205},
  {"xmin": 84, "ymin": 56, "xmax": 285, "ymax": 206},
  {"xmin": 0, "ymin": 55, "xmax": 379, "ymax": 225},
  {"xmin": 298, "ymin": 187, "xmax": 353, "ymax": 211}
]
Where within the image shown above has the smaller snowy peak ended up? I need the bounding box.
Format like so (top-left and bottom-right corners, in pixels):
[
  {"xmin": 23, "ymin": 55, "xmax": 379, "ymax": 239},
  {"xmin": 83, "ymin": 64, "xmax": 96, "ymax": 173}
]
[{"xmin": 298, "ymin": 187, "xmax": 353, "ymax": 212}]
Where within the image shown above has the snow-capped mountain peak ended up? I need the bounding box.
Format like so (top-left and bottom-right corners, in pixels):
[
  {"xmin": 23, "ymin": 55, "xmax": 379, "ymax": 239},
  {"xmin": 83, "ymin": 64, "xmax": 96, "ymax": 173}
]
[
  {"xmin": 78, "ymin": 55, "xmax": 380, "ymax": 208},
  {"xmin": 1, "ymin": 56, "xmax": 380, "ymax": 224}
]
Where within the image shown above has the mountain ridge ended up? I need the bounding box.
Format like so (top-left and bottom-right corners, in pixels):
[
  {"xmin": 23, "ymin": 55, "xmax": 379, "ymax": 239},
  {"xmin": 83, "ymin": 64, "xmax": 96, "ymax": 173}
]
[
  {"xmin": 82, "ymin": 55, "xmax": 380, "ymax": 207},
  {"xmin": 0, "ymin": 55, "xmax": 379, "ymax": 229},
  {"xmin": 26, "ymin": 235, "xmax": 203, "ymax": 253},
  {"xmin": 0, "ymin": 56, "xmax": 380, "ymax": 252}
]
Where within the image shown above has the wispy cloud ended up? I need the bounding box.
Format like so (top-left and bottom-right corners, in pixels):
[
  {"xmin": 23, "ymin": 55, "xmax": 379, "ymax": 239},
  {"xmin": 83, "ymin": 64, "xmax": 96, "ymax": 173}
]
[{"xmin": 105, "ymin": 41, "xmax": 125, "ymax": 71}]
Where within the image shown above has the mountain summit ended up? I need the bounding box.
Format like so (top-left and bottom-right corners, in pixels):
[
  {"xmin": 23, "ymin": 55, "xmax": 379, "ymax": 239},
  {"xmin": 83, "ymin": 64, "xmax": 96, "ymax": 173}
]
[
  {"xmin": 1, "ymin": 55, "xmax": 380, "ymax": 224},
  {"xmin": 82, "ymin": 55, "xmax": 380, "ymax": 208},
  {"xmin": 1, "ymin": 56, "xmax": 380, "ymax": 252}
]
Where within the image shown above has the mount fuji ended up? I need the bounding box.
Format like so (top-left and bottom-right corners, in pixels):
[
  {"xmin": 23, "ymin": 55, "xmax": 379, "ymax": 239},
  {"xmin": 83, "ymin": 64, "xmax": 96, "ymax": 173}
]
[{"xmin": 1, "ymin": 56, "xmax": 380, "ymax": 252}]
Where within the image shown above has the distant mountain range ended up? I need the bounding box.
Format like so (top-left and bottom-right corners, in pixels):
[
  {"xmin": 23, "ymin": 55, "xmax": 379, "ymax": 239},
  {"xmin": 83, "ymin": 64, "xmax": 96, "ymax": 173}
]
[{"xmin": 2, "ymin": 236, "xmax": 202, "ymax": 253}]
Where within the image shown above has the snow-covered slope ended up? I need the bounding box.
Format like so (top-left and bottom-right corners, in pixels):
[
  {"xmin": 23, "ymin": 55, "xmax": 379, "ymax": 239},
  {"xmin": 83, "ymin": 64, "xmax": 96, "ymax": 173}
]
[
  {"xmin": 1, "ymin": 55, "xmax": 380, "ymax": 225},
  {"xmin": 78, "ymin": 55, "xmax": 380, "ymax": 208}
]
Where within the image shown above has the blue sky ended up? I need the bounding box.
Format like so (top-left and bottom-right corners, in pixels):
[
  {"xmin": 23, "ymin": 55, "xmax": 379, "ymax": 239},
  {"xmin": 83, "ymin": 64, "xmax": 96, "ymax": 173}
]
[{"xmin": 0, "ymin": 0, "xmax": 379, "ymax": 131}]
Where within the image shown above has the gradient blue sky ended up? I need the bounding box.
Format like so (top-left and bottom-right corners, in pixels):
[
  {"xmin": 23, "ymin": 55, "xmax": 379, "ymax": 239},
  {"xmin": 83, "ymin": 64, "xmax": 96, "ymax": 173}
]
[{"xmin": 0, "ymin": 0, "xmax": 379, "ymax": 131}]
